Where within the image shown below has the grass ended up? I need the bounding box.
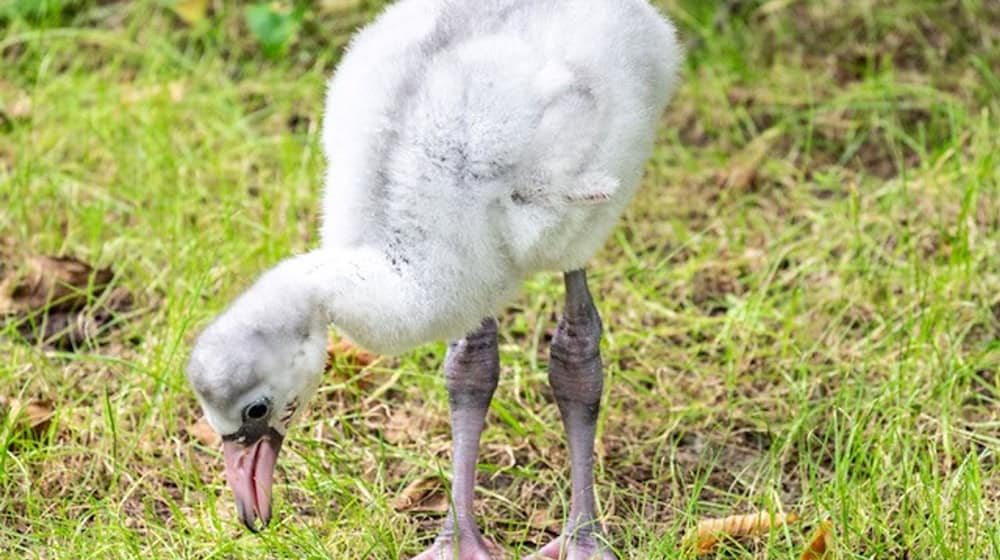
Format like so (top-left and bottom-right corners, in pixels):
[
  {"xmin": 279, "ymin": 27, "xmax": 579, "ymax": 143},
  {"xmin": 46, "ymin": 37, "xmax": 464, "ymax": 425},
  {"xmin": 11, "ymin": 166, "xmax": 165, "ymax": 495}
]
[{"xmin": 1, "ymin": 0, "xmax": 998, "ymax": 557}]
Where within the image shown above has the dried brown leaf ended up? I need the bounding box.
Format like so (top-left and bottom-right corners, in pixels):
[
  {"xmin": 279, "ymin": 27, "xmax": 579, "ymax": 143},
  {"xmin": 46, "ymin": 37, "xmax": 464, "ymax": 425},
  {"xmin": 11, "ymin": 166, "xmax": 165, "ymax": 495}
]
[
  {"xmin": 685, "ymin": 511, "xmax": 799, "ymax": 555},
  {"xmin": 0, "ymin": 255, "xmax": 113, "ymax": 314},
  {"xmin": 187, "ymin": 416, "xmax": 221, "ymax": 447},
  {"xmin": 390, "ymin": 476, "xmax": 450, "ymax": 513},
  {"xmin": 0, "ymin": 255, "xmax": 133, "ymax": 349},
  {"xmin": 23, "ymin": 400, "xmax": 52, "ymax": 433},
  {"xmin": 383, "ymin": 407, "xmax": 418, "ymax": 444},
  {"xmin": 528, "ymin": 509, "xmax": 561, "ymax": 534},
  {"xmin": 714, "ymin": 129, "xmax": 782, "ymax": 191},
  {"xmin": 719, "ymin": 162, "xmax": 759, "ymax": 191},
  {"xmin": 1, "ymin": 397, "xmax": 54, "ymax": 437},
  {"xmin": 326, "ymin": 337, "xmax": 378, "ymax": 369},
  {"xmin": 800, "ymin": 520, "xmax": 833, "ymax": 560}
]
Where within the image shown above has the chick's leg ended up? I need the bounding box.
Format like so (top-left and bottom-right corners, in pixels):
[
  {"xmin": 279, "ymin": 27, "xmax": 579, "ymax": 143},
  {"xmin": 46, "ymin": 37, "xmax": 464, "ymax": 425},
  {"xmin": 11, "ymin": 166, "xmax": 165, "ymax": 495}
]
[
  {"xmin": 528, "ymin": 270, "xmax": 615, "ymax": 560},
  {"xmin": 413, "ymin": 318, "xmax": 502, "ymax": 560}
]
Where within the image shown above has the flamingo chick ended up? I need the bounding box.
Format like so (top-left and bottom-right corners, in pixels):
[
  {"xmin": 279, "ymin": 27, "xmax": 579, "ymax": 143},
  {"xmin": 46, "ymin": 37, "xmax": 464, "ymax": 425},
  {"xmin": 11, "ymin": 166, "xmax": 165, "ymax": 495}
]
[{"xmin": 186, "ymin": 0, "xmax": 681, "ymax": 558}]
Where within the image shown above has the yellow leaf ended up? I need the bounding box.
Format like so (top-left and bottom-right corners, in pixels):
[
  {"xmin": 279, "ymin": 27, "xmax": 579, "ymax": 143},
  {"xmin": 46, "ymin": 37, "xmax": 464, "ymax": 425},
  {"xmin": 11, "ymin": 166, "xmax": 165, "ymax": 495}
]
[
  {"xmin": 173, "ymin": 0, "xmax": 209, "ymax": 25},
  {"xmin": 800, "ymin": 520, "xmax": 834, "ymax": 560},
  {"xmin": 684, "ymin": 511, "xmax": 799, "ymax": 555}
]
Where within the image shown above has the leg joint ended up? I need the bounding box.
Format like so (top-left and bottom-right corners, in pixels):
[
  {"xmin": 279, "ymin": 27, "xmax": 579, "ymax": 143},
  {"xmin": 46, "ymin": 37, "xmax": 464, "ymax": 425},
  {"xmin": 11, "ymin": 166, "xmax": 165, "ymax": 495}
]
[
  {"xmin": 445, "ymin": 318, "xmax": 499, "ymax": 409},
  {"xmin": 548, "ymin": 334, "xmax": 603, "ymax": 419},
  {"xmin": 550, "ymin": 313, "xmax": 602, "ymax": 368}
]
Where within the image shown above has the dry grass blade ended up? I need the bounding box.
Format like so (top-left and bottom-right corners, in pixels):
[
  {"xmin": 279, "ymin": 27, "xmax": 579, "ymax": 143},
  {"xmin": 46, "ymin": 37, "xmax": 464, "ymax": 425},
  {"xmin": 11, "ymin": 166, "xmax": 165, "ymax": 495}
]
[
  {"xmin": 319, "ymin": 0, "xmax": 363, "ymax": 13},
  {"xmin": 800, "ymin": 521, "xmax": 834, "ymax": 560},
  {"xmin": 685, "ymin": 511, "xmax": 799, "ymax": 555}
]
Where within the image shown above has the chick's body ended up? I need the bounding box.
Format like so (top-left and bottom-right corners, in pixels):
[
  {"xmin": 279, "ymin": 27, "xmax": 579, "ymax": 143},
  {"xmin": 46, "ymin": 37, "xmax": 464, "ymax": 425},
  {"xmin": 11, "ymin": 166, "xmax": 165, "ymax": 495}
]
[{"xmin": 317, "ymin": 0, "xmax": 681, "ymax": 353}]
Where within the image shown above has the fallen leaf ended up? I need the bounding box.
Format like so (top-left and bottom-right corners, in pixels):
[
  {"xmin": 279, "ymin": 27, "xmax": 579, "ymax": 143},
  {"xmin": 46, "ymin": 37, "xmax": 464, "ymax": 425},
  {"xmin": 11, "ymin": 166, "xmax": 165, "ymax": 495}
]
[
  {"xmin": 1, "ymin": 397, "xmax": 54, "ymax": 437},
  {"xmin": 390, "ymin": 476, "xmax": 450, "ymax": 513},
  {"xmin": 173, "ymin": 0, "xmax": 210, "ymax": 25},
  {"xmin": 187, "ymin": 416, "xmax": 221, "ymax": 447},
  {"xmin": 800, "ymin": 520, "xmax": 833, "ymax": 560},
  {"xmin": 718, "ymin": 162, "xmax": 760, "ymax": 191},
  {"xmin": 23, "ymin": 401, "xmax": 52, "ymax": 434},
  {"xmin": 715, "ymin": 128, "xmax": 781, "ymax": 191},
  {"xmin": 0, "ymin": 255, "xmax": 113, "ymax": 314},
  {"xmin": 326, "ymin": 336, "xmax": 378, "ymax": 368},
  {"xmin": 382, "ymin": 407, "xmax": 414, "ymax": 444},
  {"xmin": 378, "ymin": 405, "xmax": 435, "ymax": 444},
  {"xmin": 0, "ymin": 255, "xmax": 133, "ymax": 349},
  {"xmin": 685, "ymin": 511, "xmax": 799, "ymax": 555},
  {"xmin": 528, "ymin": 508, "xmax": 562, "ymax": 534}
]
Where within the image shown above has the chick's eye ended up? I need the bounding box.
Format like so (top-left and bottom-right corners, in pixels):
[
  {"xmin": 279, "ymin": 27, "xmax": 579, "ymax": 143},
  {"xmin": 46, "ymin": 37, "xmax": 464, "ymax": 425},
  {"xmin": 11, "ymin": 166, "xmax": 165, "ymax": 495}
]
[{"xmin": 244, "ymin": 401, "xmax": 270, "ymax": 421}]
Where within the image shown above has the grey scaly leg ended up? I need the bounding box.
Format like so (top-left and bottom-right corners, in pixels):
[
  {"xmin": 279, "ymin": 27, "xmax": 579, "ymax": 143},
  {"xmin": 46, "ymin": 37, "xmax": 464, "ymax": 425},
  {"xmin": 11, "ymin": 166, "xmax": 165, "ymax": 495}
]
[
  {"xmin": 413, "ymin": 318, "xmax": 500, "ymax": 560},
  {"xmin": 531, "ymin": 270, "xmax": 614, "ymax": 560}
]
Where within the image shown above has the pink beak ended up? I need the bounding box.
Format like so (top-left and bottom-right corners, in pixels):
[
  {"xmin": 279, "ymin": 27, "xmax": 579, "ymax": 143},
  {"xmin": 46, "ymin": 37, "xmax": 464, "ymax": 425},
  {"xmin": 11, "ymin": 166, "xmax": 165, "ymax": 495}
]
[{"xmin": 223, "ymin": 435, "xmax": 284, "ymax": 531}]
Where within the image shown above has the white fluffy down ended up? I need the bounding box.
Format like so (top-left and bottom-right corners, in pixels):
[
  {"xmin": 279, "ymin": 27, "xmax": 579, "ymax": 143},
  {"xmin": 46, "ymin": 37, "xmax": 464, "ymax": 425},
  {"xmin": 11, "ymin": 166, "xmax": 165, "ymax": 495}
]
[
  {"xmin": 301, "ymin": 0, "xmax": 683, "ymax": 354},
  {"xmin": 205, "ymin": 0, "xmax": 681, "ymax": 360}
]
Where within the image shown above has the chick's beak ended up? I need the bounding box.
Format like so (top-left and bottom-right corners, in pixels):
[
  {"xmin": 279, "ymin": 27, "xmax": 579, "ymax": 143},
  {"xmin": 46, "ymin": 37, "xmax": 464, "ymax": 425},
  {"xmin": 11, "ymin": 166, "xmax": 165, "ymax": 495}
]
[{"xmin": 223, "ymin": 434, "xmax": 284, "ymax": 531}]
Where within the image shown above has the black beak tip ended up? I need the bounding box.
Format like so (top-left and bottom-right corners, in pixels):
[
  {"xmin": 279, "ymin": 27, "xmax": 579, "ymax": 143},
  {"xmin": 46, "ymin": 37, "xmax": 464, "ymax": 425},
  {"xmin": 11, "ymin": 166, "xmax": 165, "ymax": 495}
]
[
  {"xmin": 241, "ymin": 515, "xmax": 264, "ymax": 533},
  {"xmin": 236, "ymin": 503, "xmax": 264, "ymax": 533}
]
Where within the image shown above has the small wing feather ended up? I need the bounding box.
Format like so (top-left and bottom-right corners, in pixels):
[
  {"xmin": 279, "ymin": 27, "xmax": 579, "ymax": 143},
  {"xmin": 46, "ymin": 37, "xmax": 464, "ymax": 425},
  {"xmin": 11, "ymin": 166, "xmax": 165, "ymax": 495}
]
[
  {"xmin": 512, "ymin": 170, "xmax": 620, "ymax": 206},
  {"xmin": 562, "ymin": 172, "xmax": 620, "ymax": 204}
]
